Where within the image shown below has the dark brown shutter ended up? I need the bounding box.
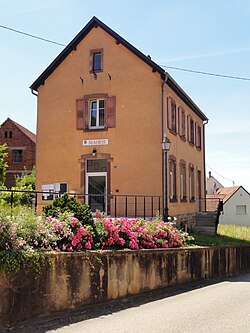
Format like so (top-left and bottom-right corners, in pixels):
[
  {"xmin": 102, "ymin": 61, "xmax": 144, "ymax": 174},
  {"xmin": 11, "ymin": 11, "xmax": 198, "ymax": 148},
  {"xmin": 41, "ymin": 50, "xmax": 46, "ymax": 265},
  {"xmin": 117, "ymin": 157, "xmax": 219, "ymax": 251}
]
[
  {"xmin": 194, "ymin": 122, "xmax": 197, "ymax": 146},
  {"xmin": 106, "ymin": 96, "xmax": 116, "ymax": 128},
  {"xmin": 76, "ymin": 99, "xmax": 86, "ymax": 130}
]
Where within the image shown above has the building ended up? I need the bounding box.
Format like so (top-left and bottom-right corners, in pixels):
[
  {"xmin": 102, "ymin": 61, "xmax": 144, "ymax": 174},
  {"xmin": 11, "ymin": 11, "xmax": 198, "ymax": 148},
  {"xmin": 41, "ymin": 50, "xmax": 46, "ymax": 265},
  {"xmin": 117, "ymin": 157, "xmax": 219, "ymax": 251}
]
[
  {"xmin": 0, "ymin": 118, "xmax": 36, "ymax": 188},
  {"xmin": 207, "ymin": 186, "xmax": 250, "ymax": 227},
  {"xmin": 206, "ymin": 171, "xmax": 224, "ymax": 194},
  {"xmin": 30, "ymin": 17, "xmax": 208, "ymax": 221}
]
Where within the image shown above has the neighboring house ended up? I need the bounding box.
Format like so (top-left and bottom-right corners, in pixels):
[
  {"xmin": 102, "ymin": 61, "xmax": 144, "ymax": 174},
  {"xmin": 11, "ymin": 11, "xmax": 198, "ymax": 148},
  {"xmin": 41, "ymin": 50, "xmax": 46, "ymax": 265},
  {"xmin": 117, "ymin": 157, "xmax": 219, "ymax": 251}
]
[
  {"xmin": 30, "ymin": 16, "xmax": 208, "ymax": 221},
  {"xmin": 216, "ymin": 187, "xmax": 250, "ymax": 226},
  {"xmin": 0, "ymin": 118, "xmax": 36, "ymax": 188},
  {"xmin": 206, "ymin": 171, "xmax": 224, "ymax": 194}
]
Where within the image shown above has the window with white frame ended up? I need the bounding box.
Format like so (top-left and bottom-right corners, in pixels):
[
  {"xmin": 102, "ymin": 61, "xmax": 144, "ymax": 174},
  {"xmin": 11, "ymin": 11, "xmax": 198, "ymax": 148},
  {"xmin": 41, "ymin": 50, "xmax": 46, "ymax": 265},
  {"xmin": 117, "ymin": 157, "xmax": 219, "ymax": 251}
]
[
  {"xmin": 89, "ymin": 99, "xmax": 105, "ymax": 129},
  {"xmin": 169, "ymin": 157, "xmax": 177, "ymax": 201},
  {"xmin": 180, "ymin": 161, "xmax": 187, "ymax": 201},
  {"xmin": 189, "ymin": 164, "xmax": 195, "ymax": 201},
  {"xmin": 76, "ymin": 94, "xmax": 116, "ymax": 131}
]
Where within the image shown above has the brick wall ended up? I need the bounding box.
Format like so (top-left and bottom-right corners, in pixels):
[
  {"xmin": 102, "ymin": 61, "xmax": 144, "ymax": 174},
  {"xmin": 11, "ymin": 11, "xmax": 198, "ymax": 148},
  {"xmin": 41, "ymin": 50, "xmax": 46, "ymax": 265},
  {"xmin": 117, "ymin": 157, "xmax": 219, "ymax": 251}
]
[{"xmin": 0, "ymin": 119, "xmax": 36, "ymax": 188}]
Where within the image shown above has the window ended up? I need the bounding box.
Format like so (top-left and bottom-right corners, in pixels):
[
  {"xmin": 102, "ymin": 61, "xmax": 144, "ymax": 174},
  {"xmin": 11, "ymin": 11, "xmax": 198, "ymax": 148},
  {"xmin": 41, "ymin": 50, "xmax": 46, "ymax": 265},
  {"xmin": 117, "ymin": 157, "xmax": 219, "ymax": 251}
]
[
  {"xmin": 236, "ymin": 205, "xmax": 247, "ymax": 215},
  {"xmin": 179, "ymin": 107, "xmax": 186, "ymax": 139},
  {"xmin": 189, "ymin": 164, "xmax": 195, "ymax": 201},
  {"xmin": 4, "ymin": 131, "xmax": 12, "ymax": 138},
  {"xmin": 42, "ymin": 182, "xmax": 68, "ymax": 201},
  {"xmin": 168, "ymin": 97, "xmax": 177, "ymax": 133},
  {"xmin": 93, "ymin": 52, "xmax": 102, "ymax": 71},
  {"xmin": 89, "ymin": 99, "xmax": 105, "ymax": 128},
  {"xmin": 169, "ymin": 156, "xmax": 177, "ymax": 201},
  {"xmin": 196, "ymin": 125, "xmax": 202, "ymax": 149},
  {"xmin": 76, "ymin": 94, "xmax": 116, "ymax": 130},
  {"xmin": 90, "ymin": 49, "xmax": 103, "ymax": 73},
  {"xmin": 180, "ymin": 160, "xmax": 187, "ymax": 201},
  {"xmin": 12, "ymin": 149, "xmax": 23, "ymax": 163}
]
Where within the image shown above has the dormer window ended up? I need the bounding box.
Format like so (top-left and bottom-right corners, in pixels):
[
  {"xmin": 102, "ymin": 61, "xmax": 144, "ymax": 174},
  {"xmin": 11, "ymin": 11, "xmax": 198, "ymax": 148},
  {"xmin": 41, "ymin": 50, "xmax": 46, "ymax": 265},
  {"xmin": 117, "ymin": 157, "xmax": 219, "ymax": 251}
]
[{"xmin": 90, "ymin": 49, "xmax": 103, "ymax": 73}]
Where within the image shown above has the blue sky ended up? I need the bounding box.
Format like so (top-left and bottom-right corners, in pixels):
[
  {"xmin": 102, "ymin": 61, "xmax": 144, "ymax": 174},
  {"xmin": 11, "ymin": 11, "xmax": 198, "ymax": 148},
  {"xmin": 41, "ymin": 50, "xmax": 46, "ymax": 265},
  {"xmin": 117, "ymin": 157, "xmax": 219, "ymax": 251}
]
[{"xmin": 0, "ymin": 0, "xmax": 250, "ymax": 191}]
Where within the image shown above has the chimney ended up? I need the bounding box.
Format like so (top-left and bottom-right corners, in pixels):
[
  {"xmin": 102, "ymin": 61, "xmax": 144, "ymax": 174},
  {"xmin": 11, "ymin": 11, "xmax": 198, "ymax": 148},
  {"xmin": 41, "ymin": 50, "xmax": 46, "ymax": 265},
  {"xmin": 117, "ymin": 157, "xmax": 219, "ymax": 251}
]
[{"xmin": 209, "ymin": 171, "xmax": 212, "ymax": 178}]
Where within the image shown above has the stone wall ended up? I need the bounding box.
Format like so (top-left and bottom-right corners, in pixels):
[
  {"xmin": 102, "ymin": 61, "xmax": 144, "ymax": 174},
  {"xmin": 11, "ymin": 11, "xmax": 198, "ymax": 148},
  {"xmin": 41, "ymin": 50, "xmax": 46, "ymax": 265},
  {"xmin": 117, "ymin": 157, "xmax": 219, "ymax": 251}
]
[{"xmin": 1, "ymin": 246, "xmax": 250, "ymax": 326}]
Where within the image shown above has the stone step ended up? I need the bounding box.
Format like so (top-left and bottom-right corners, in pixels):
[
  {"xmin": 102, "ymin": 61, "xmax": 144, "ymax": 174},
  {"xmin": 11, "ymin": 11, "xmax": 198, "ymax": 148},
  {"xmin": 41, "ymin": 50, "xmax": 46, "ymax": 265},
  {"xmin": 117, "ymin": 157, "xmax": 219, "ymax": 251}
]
[
  {"xmin": 194, "ymin": 226, "xmax": 216, "ymax": 236},
  {"xmin": 196, "ymin": 219, "xmax": 216, "ymax": 223}
]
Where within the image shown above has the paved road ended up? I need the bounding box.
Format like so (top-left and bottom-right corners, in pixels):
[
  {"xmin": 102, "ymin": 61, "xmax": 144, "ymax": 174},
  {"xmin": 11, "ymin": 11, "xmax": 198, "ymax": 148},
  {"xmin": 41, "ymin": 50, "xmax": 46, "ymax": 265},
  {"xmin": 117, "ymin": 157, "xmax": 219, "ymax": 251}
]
[{"xmin": 9, "ymin": 274, "xmax": 250, "ymax": 333}]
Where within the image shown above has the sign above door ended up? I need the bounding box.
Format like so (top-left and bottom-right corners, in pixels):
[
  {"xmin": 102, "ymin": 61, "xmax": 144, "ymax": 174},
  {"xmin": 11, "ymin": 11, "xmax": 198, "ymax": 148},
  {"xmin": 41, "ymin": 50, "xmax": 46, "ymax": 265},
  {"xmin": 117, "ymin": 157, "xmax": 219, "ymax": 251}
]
[{"xmin": 83, "ymin": 139, "xmax": 108, "ymax": 146}]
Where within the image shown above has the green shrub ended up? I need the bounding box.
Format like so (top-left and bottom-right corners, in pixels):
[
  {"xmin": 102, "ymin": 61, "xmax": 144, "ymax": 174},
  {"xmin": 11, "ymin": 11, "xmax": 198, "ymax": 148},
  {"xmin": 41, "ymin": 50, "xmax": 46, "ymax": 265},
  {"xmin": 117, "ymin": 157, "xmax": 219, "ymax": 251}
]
[{"xmin": 43, "ymin": 193, "xmax": 94, "ymax": 227}]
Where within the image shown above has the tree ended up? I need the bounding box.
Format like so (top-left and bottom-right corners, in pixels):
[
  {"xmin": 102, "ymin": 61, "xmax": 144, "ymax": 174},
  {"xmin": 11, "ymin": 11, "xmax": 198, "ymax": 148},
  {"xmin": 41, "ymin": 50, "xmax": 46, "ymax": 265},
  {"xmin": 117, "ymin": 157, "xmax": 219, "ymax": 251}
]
[{"xmin": 0, "ymin": 143, "xmax": 8, "ymax": 186}]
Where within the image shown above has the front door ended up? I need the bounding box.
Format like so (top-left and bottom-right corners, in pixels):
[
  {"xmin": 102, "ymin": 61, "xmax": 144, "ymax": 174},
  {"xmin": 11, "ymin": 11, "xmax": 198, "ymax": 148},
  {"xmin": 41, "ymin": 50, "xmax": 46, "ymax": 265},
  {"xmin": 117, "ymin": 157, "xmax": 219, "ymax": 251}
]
[{"xmin": 86, "ymin": 159, "xmax": 107, "ymax": 213}]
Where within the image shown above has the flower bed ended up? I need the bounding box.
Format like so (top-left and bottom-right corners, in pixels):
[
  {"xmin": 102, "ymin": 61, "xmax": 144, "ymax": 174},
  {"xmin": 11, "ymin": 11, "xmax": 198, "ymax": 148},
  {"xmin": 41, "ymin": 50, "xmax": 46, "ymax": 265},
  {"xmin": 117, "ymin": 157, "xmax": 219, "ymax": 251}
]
[{"xmin": 0, "ymin": 207, "xmax": 193, "ymax": 254}]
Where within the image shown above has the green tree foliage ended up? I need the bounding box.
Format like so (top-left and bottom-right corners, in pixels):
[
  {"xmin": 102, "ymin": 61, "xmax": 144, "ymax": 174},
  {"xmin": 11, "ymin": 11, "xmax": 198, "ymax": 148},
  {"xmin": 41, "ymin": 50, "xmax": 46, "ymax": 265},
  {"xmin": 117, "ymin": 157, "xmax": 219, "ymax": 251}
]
[
  {"xmin": 0, "ymin": 143, "xmax": 8, "ymax": 186},
  {"xmin": 43, "ymin": 193, "xmax": 94, "ymax": 227},
  {"xmin": 15, "ymin": 167, "xmax": 36, "ymax": 190},
  {"xmin": 0, "ymin": 167, "xmax": 36, "ymax": 206}
]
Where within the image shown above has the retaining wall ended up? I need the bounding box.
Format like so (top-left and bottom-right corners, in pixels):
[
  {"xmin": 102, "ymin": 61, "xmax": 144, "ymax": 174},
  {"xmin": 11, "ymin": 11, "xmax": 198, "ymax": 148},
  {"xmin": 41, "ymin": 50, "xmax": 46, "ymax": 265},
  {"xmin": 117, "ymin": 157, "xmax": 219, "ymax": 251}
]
[{"xmin": 1, "ymin": 246, "xmax": 250, "ymax": 326}]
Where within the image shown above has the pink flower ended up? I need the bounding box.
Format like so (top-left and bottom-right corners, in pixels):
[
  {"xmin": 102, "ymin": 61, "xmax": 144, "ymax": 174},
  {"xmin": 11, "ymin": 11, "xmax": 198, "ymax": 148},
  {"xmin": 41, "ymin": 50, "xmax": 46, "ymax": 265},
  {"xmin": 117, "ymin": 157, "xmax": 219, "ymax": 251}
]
[{"xmin": 85, "ymin": 241, "xmax": 92, "ymax": 250}]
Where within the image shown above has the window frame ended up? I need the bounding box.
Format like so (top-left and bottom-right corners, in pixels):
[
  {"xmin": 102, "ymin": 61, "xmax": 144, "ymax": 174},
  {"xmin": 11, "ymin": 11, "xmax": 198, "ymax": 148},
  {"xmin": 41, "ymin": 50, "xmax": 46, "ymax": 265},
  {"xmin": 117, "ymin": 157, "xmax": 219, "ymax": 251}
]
[
  {"xmin": 90, "ymin": 48, "xmax": 103, "ymax": 73},
  {"xmin": 76, "ymin": 93, "xmax": 116, "ymax": 131},
  {"xmin": 189, "ymin": 163, "xmax": 195, "ymax": 202},
  {"xmin": 236, "ymin": 205, "xmax": 247, "ymax": 215},
  {"xmin": 180, "ymin": 160, "xmax": 187, "ymax": 202},
  {"xmin": 89, "ymin": 98, "xmax": 106, "ymax": 129},
  {"xmin": 169, "ymin": 156, "xmax": 177, "ymax": 202},
  {"xmin": 12, "ymin": 149, "xmax": 23, "ymax": 163}
]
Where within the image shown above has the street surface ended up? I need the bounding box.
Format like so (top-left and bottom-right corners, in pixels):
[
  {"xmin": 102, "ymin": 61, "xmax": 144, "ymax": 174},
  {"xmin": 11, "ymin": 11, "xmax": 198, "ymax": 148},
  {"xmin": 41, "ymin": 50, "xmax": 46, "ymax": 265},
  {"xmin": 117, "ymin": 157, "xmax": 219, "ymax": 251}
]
[{"xmin": 9, "ymin": 273, "xmax": 250, "ymax": 333}]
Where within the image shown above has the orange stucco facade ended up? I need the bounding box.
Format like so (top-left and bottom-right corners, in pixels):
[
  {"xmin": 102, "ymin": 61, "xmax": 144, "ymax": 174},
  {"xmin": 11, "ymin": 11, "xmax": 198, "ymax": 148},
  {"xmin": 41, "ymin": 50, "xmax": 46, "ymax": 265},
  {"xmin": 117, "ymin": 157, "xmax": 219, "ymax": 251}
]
[{"xmin": 31, "ymin": 17, "xmax": 208, "ymax": 218}]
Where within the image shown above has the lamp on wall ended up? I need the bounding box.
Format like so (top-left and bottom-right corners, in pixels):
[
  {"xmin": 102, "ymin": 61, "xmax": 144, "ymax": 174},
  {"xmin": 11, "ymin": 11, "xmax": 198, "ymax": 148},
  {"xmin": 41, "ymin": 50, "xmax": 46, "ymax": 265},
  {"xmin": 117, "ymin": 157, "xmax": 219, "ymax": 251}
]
[
  {"xmin": 162, "ymin": 136, "xmax": 171, "ymax": 222},
  {"xmin": 92, "ymin": 147, "xmax": 97, "ymax": 156}
]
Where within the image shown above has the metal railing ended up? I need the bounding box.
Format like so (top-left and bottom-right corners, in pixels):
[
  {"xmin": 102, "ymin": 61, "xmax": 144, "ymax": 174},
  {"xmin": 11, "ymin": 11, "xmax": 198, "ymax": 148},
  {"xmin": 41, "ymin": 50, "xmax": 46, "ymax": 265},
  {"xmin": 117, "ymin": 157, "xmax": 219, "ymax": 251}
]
[
  {"xmin": 0, "ymin": 189, "xmax": 223, "ymax": 219},
  {"xmin": 0, "ymin": 189, "xmax": 163, "ymax": 219}
]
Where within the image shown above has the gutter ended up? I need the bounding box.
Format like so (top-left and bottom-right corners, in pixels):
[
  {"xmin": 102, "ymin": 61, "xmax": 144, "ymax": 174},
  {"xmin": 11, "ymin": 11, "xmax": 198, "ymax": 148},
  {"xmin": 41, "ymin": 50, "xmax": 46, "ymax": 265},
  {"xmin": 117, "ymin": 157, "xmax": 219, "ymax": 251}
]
[
  {"xmin": 31, "ymin": 89, "xmax": 38, "ymax": 97},
  {"xmin": 161, "ymin": 72, "xmax": 168, "ymax": 217}
]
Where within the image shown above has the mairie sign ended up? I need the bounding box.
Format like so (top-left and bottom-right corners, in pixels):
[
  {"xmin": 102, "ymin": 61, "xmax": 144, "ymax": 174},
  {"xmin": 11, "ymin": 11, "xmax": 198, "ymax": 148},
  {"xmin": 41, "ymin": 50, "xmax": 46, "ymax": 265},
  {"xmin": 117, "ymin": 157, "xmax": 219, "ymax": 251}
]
[{"xmin": 83, "ymin": 139, "xmax": 108, "ymax": 146}]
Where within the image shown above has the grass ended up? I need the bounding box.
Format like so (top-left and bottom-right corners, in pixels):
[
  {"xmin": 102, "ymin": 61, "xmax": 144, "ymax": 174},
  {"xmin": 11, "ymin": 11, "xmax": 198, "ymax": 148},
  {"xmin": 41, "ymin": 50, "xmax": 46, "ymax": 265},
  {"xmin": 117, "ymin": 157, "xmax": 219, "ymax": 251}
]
[{"xmin": 192, "ymin": 224, "xmax": 250, "ymax": 246}]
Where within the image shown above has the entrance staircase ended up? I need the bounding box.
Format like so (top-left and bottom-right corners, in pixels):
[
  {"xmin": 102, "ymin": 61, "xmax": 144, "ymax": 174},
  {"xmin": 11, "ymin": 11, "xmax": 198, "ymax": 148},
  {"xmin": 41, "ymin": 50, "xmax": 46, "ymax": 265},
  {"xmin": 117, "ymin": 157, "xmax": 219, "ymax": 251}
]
[
  {"xmin": 194, "ymin": 198, "xmax": 223, "ymax": 235},
  {"xmin": 194, "ymin": 212, "xmax": 218, "ymax": 236}
]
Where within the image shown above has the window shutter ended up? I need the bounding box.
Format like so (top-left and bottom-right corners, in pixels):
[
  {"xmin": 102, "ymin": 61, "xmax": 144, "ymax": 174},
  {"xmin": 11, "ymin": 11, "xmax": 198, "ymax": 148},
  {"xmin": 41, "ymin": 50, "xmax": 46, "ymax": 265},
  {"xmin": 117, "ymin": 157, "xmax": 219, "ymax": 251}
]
[
  {"xmin": 178, "ymin": 107, "xmax": 181, "ymax": 135},
  {"xmin": 106, "ymin": 96, "xmax": 116, "ymax": 128},
  {"xmin": 194, "ymin": 122, "xmax": 197, "ymax": 146},
  {"xmin": 76, "ymin": 99, "xmax": 86, "ymax": 130}
]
